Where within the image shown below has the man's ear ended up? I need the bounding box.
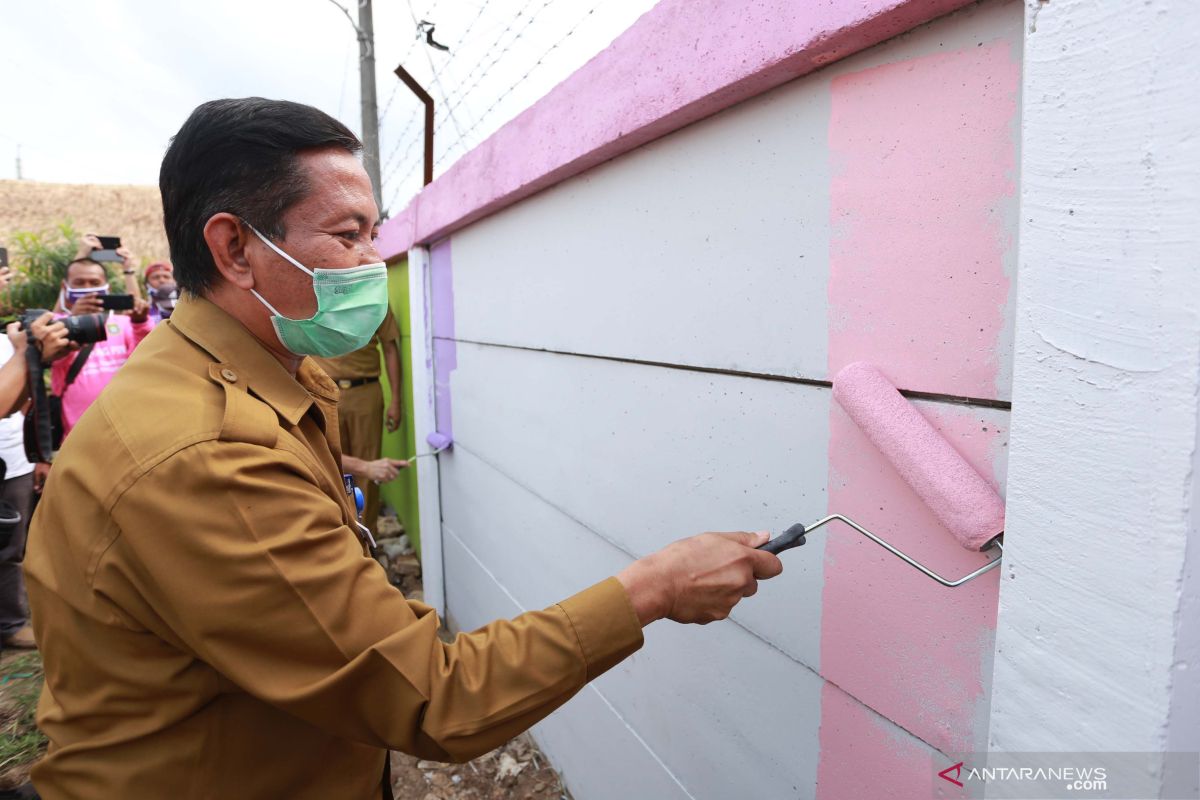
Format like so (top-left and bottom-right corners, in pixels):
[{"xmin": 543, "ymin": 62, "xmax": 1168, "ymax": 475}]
[{"xmin": 203, "ymin": 213, "xmax": 255, "ymax": 290}]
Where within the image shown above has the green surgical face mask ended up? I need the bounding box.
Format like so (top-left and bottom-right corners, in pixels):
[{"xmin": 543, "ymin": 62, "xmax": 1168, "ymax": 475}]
[{"xmin": 247, "ymin": 224, "xmax": 388, "ymax": 358}]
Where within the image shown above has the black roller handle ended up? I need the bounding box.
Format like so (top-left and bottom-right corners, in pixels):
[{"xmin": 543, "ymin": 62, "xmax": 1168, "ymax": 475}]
[{"xmin": 757, "ymin": 522, "xmax": 807, "ymax": 555}]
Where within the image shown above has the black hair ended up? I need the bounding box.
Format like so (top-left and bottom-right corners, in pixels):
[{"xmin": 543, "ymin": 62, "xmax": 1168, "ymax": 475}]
[
  {"xmin": 159, "ymin": 98, "xmax": 362, "ymax": 296},
  {"xmin": 65, "ymin": 258, "xmax": 106, "ymax": 281}
]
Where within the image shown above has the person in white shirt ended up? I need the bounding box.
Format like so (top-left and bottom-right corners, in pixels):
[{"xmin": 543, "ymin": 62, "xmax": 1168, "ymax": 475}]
[
  {"xmin": 0, "ymin": 324, "xmax": 36, "ymax": 649},
  {"xmin": 0, "ymin": 257, "xmax": 77, "ymax": 650}
]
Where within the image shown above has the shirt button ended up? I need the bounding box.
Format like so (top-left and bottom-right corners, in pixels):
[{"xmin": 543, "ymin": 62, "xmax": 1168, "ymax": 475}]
[{"xmin": 220, "ymin": 368, "xmax": 238, "ymax": 383}]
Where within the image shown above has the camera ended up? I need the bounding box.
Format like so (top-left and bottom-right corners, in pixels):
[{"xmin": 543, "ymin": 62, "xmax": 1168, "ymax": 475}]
[
  {"xmin": 22, "ymin": 308, "xmax": 108, "ymax": 345},
  {"xmin": 19, "ymin": 310, "xmax": 106, "ymax": 464}
]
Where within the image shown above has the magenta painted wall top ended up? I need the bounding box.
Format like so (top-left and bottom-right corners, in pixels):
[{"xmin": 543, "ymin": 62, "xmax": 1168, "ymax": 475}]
[{"xmin": 375, "ymin": 0, "xmax": 977, "ymax": 259}]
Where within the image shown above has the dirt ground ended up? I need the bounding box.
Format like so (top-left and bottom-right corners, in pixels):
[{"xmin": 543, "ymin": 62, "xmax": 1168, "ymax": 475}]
[
  {"xmin": 389, "ymin": 734, "xmax": 571, "ymax": 800},
  {"xmin": 0, "ymin": 516, "xmax": 573, "ymax": 799}
]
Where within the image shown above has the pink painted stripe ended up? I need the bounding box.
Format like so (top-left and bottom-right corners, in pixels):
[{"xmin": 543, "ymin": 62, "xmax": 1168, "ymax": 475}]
[
  {"xmin": 817, "ymin": 40, "xmax": 1019, "ymax": 796},
  {"xmin": 376, "ymin": 0, "xmax": 976, "ymax": 259},
  {"xmin": 816, "ymin": 682, "xmax": 967, "ymax": 799}
]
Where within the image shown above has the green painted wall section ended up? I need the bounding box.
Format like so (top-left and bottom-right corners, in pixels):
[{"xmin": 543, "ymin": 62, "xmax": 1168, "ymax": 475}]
[{"xmin": 379, "ymin": 256, "xmax": 423, "ymax": 557}]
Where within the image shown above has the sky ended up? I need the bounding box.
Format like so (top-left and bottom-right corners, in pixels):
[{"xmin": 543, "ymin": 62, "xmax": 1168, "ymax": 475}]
[{"xmin": 0, "ymin": 0, "xmax": 658, "ymax": 217}]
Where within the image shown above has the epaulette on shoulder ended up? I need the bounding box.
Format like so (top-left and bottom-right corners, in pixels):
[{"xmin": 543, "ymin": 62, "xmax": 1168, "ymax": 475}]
[{"xmin": 207, "ymin": 363, "xmax": 278, "ymax": 449}]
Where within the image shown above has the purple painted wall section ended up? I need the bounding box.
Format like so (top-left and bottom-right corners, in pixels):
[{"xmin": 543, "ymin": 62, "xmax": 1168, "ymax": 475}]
[
  {"xmin": 430, "ymin": 238, "xmax": 455, "ymax": 439},
  {"xmin": 376, "ymin": 0, "xmax": 977, "ymax": 260}
]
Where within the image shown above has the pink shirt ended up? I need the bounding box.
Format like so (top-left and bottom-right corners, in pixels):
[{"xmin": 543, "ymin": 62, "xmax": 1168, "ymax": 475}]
[{"xmin": 51, "ymin": 314, "xmax": 154, "ymax": 434}]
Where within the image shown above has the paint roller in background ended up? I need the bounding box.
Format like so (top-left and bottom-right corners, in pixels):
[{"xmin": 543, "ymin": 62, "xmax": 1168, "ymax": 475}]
[
  {"xmin": 405, "ymin": 431, "xmax": 454, "ymax": 463},
  {"xmin": 759, "ymin": 361, "xmax": 1005, "ymax": 587}
]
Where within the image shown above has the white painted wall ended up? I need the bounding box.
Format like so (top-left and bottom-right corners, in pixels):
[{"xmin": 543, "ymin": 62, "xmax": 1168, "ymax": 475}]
[
  {"xmin": 989, "ymin": 1, "xmax": 1200, "ymax": 797},
  {"xmin": 446, "ymin": 1, "xmax": 1020, "ymax": 403},
  {"xmin": 433, "ymin": 3, "xmax": 1023, "ymax": 798}
]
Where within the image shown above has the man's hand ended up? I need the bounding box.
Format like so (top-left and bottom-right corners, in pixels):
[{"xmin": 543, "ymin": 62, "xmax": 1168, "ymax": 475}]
[
  {"xmin": 616, "ymin": 531, "xmax": 783, "ymax": 626},
  {"xmin": 70, "ymin": 293, "xmax": 104, "ymax": 316},
  {"xmin": 129, "ymin": 297, "xmax": 150, "ymax": 324},
  {"xmin": 116, "ymin": 246, "xmax": 136, "ymax": 271},
  {"xmin": 33, "ymin": 462, "xmax": 51, "ymax": 494},
  {"xmin": 75, "ymin": 233, "xmax": 103, "ymax": 261},
  {"xmin": 30, "ymin": 313, "xmax": 78, "ymax": 363},
  {"xmin": 6, "ymin": 322, "xmax": 26, "ymax": 354},
  {"xmin": 386, "ymin": 398, "xmax": 402, "ymax": 433},
  {"xmin": 363, "ymin": 457, "xmax": 409, "ymax": 484}
]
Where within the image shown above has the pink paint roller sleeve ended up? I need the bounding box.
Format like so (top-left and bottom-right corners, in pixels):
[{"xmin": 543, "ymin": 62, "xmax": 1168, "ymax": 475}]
[{"xmin": 831, "ymin": 362, "xmax": 1005, "ymax": 550}]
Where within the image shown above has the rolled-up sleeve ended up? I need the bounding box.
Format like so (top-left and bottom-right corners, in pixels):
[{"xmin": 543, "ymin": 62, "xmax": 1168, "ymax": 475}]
[{"xmin": 100, "ymin": 440, "xmax": 643, "ymax": 761}]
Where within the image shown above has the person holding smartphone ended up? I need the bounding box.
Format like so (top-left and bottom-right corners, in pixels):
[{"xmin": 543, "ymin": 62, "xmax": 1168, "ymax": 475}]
[{"xmin": 50, "ymin": 255, "xmax": 152, "ymax": 438}]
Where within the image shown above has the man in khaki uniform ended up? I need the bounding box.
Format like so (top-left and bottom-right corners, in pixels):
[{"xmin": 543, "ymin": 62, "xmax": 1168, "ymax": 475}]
[
  {"xmin": 312, "ymin": 306, "xmax": 402, "ymax": 536},
  {"xmin": 23, "ymin": 98, "xmax": 783, "ymax": 800}
]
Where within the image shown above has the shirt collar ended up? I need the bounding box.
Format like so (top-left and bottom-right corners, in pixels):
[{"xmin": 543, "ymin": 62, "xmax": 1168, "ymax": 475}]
[{"xmin": 169, "ymin": 295, "xmax": 336, "ymax": 426}]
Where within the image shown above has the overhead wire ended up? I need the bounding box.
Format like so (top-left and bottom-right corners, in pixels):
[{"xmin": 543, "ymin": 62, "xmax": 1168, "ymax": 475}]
[
  {"xmin": 437, "ymin": 0, "xmax": 608, "ymax": 167},
  {"xmin": 376, "ymin": 0, "xmax": 444, "ymax": 211},
  {"xmin": 405, "ymin": 0, "xmax": 469, "ymax": 161},
  {"xmin": 381, "ymin": 0, "xmax": 607, "ymax": 210},
  {"xmin": 380, "ymin": 107, "xmax": 421, "ymax": 176},
  {"xmin": 382, "ymin": 0, "xmax": 497, "ymax": 208},
  {"xmin": 377, "ymin": 0, "xmax": 441, "ymax": 126},
  {"xmin": 429, "ymin": 0, "xmax": 551, "ymax": 134}
]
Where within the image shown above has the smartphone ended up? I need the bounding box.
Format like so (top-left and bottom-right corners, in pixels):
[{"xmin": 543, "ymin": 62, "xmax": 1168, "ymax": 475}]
[
  {"xmin": 100, "ymin": 294, "xmax": 135, "ymax": 311},
  {"xmin": 0, "ymin": 247, "xmax": 8, "ymax": 268},
  {"xmin": 91, "ymin": 235, "xmax": 123, "ymax": 263}
]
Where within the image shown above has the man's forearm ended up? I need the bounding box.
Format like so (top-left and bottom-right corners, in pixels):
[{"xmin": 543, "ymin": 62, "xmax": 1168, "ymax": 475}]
[
  {"xmin": 382, "ymin": 341, "xmax": 401, "ymax": 399},
  {"xmin": 123, "ymin": 272, "xmax": 143, "ymax": 300},
  {"xmin": 341, "ymin": 454, "xmax": 367, "ymax": 481}
]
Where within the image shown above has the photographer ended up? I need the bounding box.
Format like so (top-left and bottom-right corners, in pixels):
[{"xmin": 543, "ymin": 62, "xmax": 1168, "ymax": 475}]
[
  {"xmin": 52, "ymin": 257, "xmax": 151, "ymax": 436},
  {"xmin": 0, "ymin": 303, "xmax": 75, "ymax": 652}
]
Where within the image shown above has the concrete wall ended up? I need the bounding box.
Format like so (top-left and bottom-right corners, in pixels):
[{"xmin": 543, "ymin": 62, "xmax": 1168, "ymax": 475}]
[
  {"xmin": 398, "ymin": 2, "xmax": 1023, "ymax": 797},
  {"xmin": 988, "ymin": 1, "xmax": 1200, "ymax": 798}
]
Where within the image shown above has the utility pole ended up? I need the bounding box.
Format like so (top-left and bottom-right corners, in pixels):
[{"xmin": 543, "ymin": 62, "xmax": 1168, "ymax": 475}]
[
  {"xmin": 326, "ymin": 0, "xmax": 383, "ymax": 211},
  {"xmin": 15, "ymin": 144, "xmax": 22, "ymax": 180},
  {"xmin": 357, "ymin": 0, "xmax": 382, "ymax": 212}
]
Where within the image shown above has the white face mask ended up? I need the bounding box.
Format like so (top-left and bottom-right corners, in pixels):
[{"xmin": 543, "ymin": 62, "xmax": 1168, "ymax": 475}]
[{"xmin": 60, "ymin": 283, "xmax": 110, "ymax": 310}]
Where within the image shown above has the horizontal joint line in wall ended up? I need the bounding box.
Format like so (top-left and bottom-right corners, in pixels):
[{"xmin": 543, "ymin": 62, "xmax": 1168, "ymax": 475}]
[
  {"xmin": 444, "ymin": 440, "xmax": 960, "ymax": 763},
  {"xmin": 438, "ymin": 337, "xmax": 1013, "ymax": 411}
]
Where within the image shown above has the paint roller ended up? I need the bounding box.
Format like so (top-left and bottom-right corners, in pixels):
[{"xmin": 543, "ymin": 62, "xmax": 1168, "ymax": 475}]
[
  {"xmin": 405, "ymin": 431, "xmax": 454, "ymax": 462},
  {"xmin": 758, "ymin": 361, "xmax": 1004, "ymax": 587}
]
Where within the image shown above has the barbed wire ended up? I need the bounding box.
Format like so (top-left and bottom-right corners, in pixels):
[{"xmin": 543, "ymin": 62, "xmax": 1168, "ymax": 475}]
[
  {"xmin": 380, "ymin": 0, "xmax": 605, "ymax": 211},
  {"xmin": 380, "ymin": 106, "xmax": 421, "ymax": 176},
  {"xmin": 377, "ymin": 0, "xmax": 441, "ymax": 127},
  {"xmin": 406, "ymin": 0, "xmax": 469, "ymax": 162},
  {"xmin": 383, "ymin": 131, "xmax": 439, "ymax": 213},
  {"xmin": 429, "ymin": 0, "xmax": 553, "ymax": 134},
  {"xmin": 436, "ymin": 0, "xmax": 607, "ymax": 167},
  {"xmin": 380, "ymin": 0, "xmax": 545, "ymax": 179},
  {"xmin": 383, "ymin": 130, "xmax": 429, "ymax": 197}
]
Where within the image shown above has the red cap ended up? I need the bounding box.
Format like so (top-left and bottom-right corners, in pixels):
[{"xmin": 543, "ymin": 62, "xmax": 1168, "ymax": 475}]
[{"xmin": 145, "ymin": 262, "xmax": 173, "ymax": 278}]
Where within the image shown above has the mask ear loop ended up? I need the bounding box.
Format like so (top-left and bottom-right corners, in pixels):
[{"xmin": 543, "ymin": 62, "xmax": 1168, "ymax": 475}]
[
  {"xmin": 242, "ymin": 221, "xmax": 316, "ymax": 317},
  {"xmin": 244, "ymin": 222, "xmax": 315, "ymax": 276}
]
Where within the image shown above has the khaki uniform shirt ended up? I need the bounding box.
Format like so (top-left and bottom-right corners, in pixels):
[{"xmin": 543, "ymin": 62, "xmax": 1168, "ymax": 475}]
[
  {"xmin": 311, "ymin": 308, "xmax": 400, "ymax": 381},
  {"xmin": 24, "ymin": 296, "xmax": 643, "ymax": 800}
]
